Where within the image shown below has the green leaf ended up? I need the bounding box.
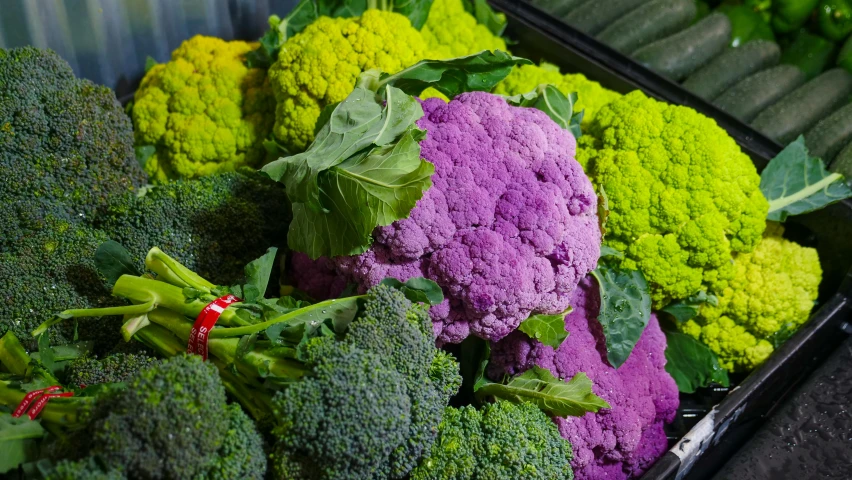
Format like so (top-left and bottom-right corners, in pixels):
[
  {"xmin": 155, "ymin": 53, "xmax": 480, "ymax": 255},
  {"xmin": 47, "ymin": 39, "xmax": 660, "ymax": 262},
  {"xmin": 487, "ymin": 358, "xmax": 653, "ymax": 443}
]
[
  {"xmin": 477, "ymin": 367, "xmax": 610, "ymax": 417},
  {"xmin": 380, "ymin": 276, "xmax": 444, "ymax": 305},
  {"xmin": 243, "ymin": 247, "xmax": 279, "ymax": 300},
  {"xmin": 761, "ymin": 136, "xmax": 852, "ymax": 221},
  {"xmin": 134, "ymin": 145, "xmax": 156, "ymax": 170},
  {"xmin": 590, "ymin": 263, "xmax": 652, "ymax": 368},
  {"xmin": 660, "ymin": 291, "xmax": 719, "ymax": 324},
  {"xmin": 599, "ymin": 245, "xmax": 623, "ymax": 259},
  {"xmin": 144, "ymin": 56, "xmax": 158, "ymax": 72},
  {"xmin": 664, "ymin": 331, "xmax": 730, "ymax": 393},
  {"xmin": 389, "ymin": 0, "xmax": 435, "ymax": 29},
  {"xmin": 380, "ymin": 50, "xmax": 532, "ymax": 99},
  {"xmin": 768, "ymin": 322, "xmax": 796, "ymax": 349},
  {"xmin": 36, "ymin": 333, "xmax": 56, "ymax": 376},
  {"xmin": 517, "ymin": 308, "xmax": 572, "ymax": 348},
  {"xmin": 461, "ymin": 0, "xmax": 508, "ymax": 35},
  {"xmin": 94, "ymin": 241, "xmax": 141, "ymax": 286},
  {"xmin": 505, "ymin": 85, "xmax": 583, "ymax": 138},
  {"xmin": 0, "ymin": 410, "xmax": 45, "ymax": 474},
  {"xmin": 264, "ymin": 297, "xmax": 360, "ymax": 345}
]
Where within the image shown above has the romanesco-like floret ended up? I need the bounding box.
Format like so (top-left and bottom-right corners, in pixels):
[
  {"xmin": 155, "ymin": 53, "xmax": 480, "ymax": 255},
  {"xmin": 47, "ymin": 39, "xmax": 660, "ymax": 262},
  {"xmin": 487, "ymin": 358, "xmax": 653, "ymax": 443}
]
[
  {"xmin": 682, "ymin": 223, "xmax": 822, "ymax": 372},
  {"xmin": 494, "ymin": 62, "xmax": 621, "ymax": 125},
  {"xmin": 582, "ymin": 91, "xmax": 769, "ymax": 307},
  {"xmin": 132, "ymin": 35, "xmax": 274, "ymax": 181},
  {"xmin": 269, "ymin": 10, "xmax": 430, "ymax": 152},
  {"xmin": 421, "ymin": 0, "xmax": 507, "ymax": 58}
]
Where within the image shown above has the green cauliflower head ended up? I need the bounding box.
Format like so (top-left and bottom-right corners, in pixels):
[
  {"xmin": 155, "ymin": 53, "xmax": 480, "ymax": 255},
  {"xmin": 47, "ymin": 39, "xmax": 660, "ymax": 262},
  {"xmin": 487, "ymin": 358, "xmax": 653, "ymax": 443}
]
[
  {"xmin": 132, "ymin": 35, "xmax": 275, "ymax": 182},
  {"xmin": 582, "ymin": 91, "xmax": 769, "ymax": 307},
  {"xmin": 681, "ymin": 223, "xmax": 822, "ymax": 372},
  {"xmin": 268, "ymin": 10, "xmax": 430, "ymax": 153},
  {"xmin": 421, "ymin": 0, "xmax": 508, "ymax": 58}
]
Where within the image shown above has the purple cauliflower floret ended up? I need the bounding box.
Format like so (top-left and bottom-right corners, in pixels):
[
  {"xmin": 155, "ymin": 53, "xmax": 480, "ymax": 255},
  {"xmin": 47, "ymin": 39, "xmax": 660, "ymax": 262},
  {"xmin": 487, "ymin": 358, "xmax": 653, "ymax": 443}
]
[
  {"xmin": 292, "ymin": 91, "xmax": 600, "ymax": 344},
  {"xmin": 489, "ymin": 276, "xmax": 680, "ymax": 480}
]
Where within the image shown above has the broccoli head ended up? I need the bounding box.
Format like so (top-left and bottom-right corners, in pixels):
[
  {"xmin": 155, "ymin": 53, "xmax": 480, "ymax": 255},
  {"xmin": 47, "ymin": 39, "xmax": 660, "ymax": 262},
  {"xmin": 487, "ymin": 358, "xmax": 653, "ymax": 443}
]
[
  {"xmin": 46, "ymin": 457, "xmax": 123, "ymax": 480},
  {"xmin": 411, "ymin": 402, "xmax": 575, "ymax": 480},
  {"xmin": 270, "ymin": 284, "xmax": 462, "ymax": 480},
  {"xmin": 132, "ymin": 36, "xmax": 275, "ymax": 181},
  {"xmin": 421, "ymin": 0, "xmax": 508, "ymax": 58},
  {"xmin": 203, "ymin": 403, "xmax": 268, "ymax": 480},
  {"xmin": 0, "ymin": 218, "xmax": 123, "ymax": 351},
  {"xmin": 681, "ymin": 223, "xmax": 822, "ymax": 372},
  {"xmin": 96, "ymin": 171, "xmax": 291, "ymax": 286},
  {"xmin": 580, "ymin": 91, "xmax": 769, "ymax": 307},
  {"xmin": 494, "ymin": 62, "xmax": 621, "ymax": 125},
  {"xmin": 66, "ymin": 353, "xmax": 159, "ymax": 387},
  {"xmin": 0, "ymin": 46, "xmax": 146, "ymax": 251}
]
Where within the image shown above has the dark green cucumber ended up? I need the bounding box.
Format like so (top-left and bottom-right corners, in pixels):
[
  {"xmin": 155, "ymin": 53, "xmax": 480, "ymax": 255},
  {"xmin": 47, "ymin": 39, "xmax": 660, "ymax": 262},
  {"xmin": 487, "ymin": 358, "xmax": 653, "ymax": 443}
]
[
  {"xmin": 751, "ymin": 69, "xmax": 852, "ymax": 144},
  {"xmin": 804, "ymin": 102, "xmax": 852, "ymax": 162},
  {"xmin": 714, "ymin": 65, "xmax": 807, "ymax": 122},
  {"xmin": 532, "ymin": 0, "xmax": 590, "ymax": 17},
  {"xmin": 830, "ymin": 140, "xmax": 852, "ymax": 182},
  {"xmin": 596, "ymin": 0, "xmax": 697, "ymax": 55},
  {"xmin": 563, "ymin": 0, "xmax": 647, "ymax": 35},
  {"xmin": 632, "ymin": 13, "xmax": 732, "ymax": 81},
  {"xmin": 683, "ymin": 40, "xmax": 781, "ymax": 100}
]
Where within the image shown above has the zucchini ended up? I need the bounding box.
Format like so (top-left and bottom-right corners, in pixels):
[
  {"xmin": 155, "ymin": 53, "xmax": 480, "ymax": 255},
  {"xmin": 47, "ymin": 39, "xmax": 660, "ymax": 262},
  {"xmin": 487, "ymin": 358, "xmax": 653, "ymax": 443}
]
[
  {"xmin": 714, "ymin": 65, "xmax": 807, "ymax": 122},
  {"xmin": 751, "ymin": 69, "xmax": 852, "ymax": 144},
  {"xmin": 683, "ymin": 40, "xmax": 781, "ymax": 100},
  {"xmin": 804, "ymin": 102, "xmax": 852, "ymax": 162},
  {"xmin": 563, "ymin": 0, "xmax": 647, "ymax": 35},
  {"xmin": 596, "ymin": 0, "xmax": 697, "ymax": 55},
  {"xmin": 532, "ymin": 0, "xmax": 590, "ymax": 17},
  {"xmin": 830, "ymin": 140, "xmax": 852, "ymax": 182},
  {"xmin": 632, "ymin": 13, "xmax": 732, "ymax": 81}
]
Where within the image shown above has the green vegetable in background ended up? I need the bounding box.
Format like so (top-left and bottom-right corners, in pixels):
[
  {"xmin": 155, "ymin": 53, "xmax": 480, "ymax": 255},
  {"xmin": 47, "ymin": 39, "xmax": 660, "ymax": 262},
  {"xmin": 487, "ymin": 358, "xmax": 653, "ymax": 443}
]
[
  {"xmin": 780, "ymin": 30, "xmax": 836, "ymax": 78},
  {"xmin": 696, "ymin": 1, "xmax": 712, "ymax": 22},
  {"xmin": 837, "ymin": 34, "xmax": 852, "ymax": 70},
  {"xmin": 818, "ymin": 0, "xmax": 852, "ymax": 40},
  {"xmin": 719, "ymin": 4, "xmax": 776, "ymax": 46},
  {"xmin": 772, "ymin": 0, "xmax": 820, "ymax": 32},
  {"xmin": 664, "ymin": 331, "xmax": 730, "ymax": 393},
  {"xmin": 745, "ymin": 0, "xmax": 774, "ymax": 23}
]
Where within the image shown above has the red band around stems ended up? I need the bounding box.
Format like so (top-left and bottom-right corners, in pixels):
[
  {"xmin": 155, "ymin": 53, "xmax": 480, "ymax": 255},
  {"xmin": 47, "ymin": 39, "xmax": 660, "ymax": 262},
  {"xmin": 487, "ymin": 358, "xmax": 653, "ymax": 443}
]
[
  {"xmin": 12, "ymin": 386, "xmax": 60, "ymax": 418},
  {"xmin": 27, "ymin": 391, "xmax": 74, "ymax": 420},
  {"xmin": 187, "ymin": 294, "xmax": 241, "ymax": 360}
]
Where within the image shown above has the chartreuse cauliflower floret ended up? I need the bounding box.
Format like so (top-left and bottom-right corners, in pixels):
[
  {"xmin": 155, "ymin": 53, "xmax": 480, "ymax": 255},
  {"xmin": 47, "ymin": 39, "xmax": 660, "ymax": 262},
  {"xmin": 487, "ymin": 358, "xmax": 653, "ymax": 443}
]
[
  {"xmin": 421, "ymin": 0, "xmax": 507, "ymax": 58},
  {"xmin": 494, "ymin": 62, "xmax": 621, "ymax": 125},
  {"xmin": 293, "ymin": 92, "xmax": 601, "ymax": 345},
  {"xmin": 132, "ymin": 35, "xmax": 274, "ymax": 181},
  {"xmin": 269, "ymin": 10, "xmax": 430, "ymax": 152},
  {"xmin": 682, "ymin": 223, "xmax": 822, "ymax": 372},
  {"xmin": 581, "ymin": 91, "xmax": 769, "ymax": 307}
]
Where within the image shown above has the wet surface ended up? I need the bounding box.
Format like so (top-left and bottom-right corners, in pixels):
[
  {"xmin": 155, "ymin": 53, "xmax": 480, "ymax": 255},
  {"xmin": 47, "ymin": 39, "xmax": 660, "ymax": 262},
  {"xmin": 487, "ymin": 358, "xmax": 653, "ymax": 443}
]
[{"xmin": 712, "ymin": 335, "xmax": 852, "ymax": 479}]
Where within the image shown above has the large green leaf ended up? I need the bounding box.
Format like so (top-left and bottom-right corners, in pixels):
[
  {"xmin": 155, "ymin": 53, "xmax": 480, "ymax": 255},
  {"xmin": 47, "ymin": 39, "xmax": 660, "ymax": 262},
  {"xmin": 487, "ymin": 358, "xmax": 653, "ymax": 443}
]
[
  {"xmin": 761, "ymin": 136, "xmax": 852, "ymax": 221},
  {"xmin": 504, "ymin": 85, "xmax": 583, "ymax": 139},
  {"xmin": 242, "ymin": 247, "xmax": 279, "ymax": 301},
  {"xmin": 664, "ymin": 331, "xmax": 730, "ymax": 393},
  {"xmin": 477, "ymin": 367, "xmax": 610, "ymax": 417},
  {"xmin": 0, "ymin": 411, "xmax": 45, "ymax": 474},
  {"xmin": 517, "ymin": 308, "xmax": 572, "ymax": 348},
  {"xmin": 590, "ymin": 263, "xmax": 652, "ymax": 368},
  {"xmin": 380, "ymin": 50, "xmax": 531, "ymax": 99},
  {"xmin": 660, "ymin": 291, "xmax": 719, "ymax": 324}
]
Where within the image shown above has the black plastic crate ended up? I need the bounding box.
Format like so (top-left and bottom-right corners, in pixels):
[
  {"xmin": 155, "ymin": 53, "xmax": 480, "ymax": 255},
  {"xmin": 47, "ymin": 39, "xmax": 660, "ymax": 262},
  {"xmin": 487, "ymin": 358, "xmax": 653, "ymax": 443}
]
[{"xmin": 488, "ymin": 1, "xmax": 852, "ymax": 478}]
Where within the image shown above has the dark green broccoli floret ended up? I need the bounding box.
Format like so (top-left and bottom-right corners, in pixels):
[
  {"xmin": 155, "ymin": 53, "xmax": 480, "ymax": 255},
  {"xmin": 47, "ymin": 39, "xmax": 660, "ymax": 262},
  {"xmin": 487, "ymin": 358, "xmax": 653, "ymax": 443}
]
[
  {"xmin": 270, "ymin": 339, "xmax": 410, "ymax": 480},
  {"xmin": 66, "ymin": 353, "xmax": 158, "ymax": 386},
  {"xmin": 345, "ymin": 285, "xmax": 463, "ymax": 477},
  {"xmin": 89, "ymin": 354, "xmax": 230, "ymax": 479},
  {"xmin": 199, "ymin": 403, "xmax": 268, "ymax": 480},
  {"xmin": 264, "ymin": 285, "xmax": 462, "ymax": 480},
  {"xmin": 0, "ymin": 47, "xmax": 146, "ymax": 251},
  {"xmin": 411, "ymin": 402, "xmax": 575, "ymax": 480},
  {"xmin": 46, "ymin": 457, "xmax": 124, "ymax": 480},
  {"xmin": 96, "ymin": 171, "xmax": 290, "ymax": 286},
  {"xmin": 0, "ymin": 218, "xmax": 123, "ymax": 351}
]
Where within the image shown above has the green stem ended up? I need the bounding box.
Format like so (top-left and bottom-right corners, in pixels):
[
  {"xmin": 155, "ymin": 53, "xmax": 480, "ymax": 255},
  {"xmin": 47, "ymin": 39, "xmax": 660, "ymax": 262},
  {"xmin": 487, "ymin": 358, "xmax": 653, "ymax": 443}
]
[
  {"xmin": 145, "ymin": 247, "xmax": 215, "ymax": 291},
  {"xmin": 0, "ymin": 333, "xmax": 32, "ymax": 376},
  {"xmin": 207, "ymin": 297, "xmax": 362, "ymax": 338},
  {"xmin": 0, "ymin": 380, "xmax": 92, "ymax": 428}
]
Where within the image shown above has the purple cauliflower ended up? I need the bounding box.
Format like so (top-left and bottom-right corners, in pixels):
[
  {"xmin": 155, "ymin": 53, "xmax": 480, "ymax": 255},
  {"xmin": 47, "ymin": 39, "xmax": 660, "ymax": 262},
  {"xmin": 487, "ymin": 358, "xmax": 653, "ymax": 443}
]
[
  {"xmin": 489, "ymin": 276, "xmax": 679, "ymax": 480},
  {"xmin": 293, "ymin": 91, "xmax": 601, "ymax": 345}
]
